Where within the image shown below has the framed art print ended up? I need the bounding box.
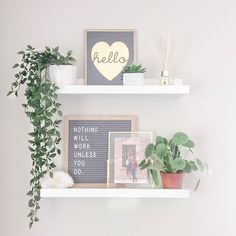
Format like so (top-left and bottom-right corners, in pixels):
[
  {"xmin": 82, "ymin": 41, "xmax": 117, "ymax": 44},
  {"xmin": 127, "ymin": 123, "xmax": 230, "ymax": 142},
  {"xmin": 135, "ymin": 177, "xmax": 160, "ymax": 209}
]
[
  {"xmin": 64, "ymin": 115, "xmax": 136, "ymax": 187},
  {"xmin": 85, "ymin": 29, "xmax": 136, "ymax": 85},
  {"xmin": 108, "ymin": 132, "xmax": 153, "ymax": 186}
]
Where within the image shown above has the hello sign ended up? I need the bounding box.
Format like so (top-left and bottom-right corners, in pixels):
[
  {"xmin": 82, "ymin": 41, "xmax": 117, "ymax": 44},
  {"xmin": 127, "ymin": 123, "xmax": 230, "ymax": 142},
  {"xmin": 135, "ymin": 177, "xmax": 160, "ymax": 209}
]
[{"xmin": 85, "ymin": 30, "xmax": 136, "ymax": 85}]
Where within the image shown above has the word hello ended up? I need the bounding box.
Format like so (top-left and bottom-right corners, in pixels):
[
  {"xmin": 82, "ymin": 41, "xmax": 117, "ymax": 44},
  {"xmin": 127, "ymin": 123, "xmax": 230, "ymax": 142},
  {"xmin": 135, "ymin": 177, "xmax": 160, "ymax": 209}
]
[{"xmin": 93, "ymin": 51, "xmax": 128, "ymax": 64}]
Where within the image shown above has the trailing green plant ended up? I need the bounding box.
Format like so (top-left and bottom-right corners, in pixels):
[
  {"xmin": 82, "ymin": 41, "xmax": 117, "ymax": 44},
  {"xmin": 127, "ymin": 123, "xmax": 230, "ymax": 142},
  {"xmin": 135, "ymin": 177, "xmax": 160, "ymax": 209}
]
[
  {"xmin": 139, "ymin": 132, "xmax": 206, "ymax": 186},
  {"xmin": 122, "ymin": 63, "xmax": 146, "ymax": 73},
  {"xmin": 7, "ymin": 45, "xmax": 75, "ymax": 228}
]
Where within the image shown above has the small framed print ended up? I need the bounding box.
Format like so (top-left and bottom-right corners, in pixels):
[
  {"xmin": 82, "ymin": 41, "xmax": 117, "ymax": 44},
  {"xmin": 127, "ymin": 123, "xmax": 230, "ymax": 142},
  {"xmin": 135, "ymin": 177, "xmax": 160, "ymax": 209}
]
[
  {"xmin": 108, "ymin": 132, "xmax": 153, "ymax": 186},
  {"xmin": 85, "ymin": 29, "xmax": 136, "ymax": 85}
]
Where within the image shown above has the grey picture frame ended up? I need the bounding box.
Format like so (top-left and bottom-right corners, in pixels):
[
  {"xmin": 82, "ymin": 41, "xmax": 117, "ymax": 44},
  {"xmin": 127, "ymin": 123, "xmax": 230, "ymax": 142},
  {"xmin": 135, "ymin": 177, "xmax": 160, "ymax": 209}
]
[{"xmin": 85, "ymin": 29, "xmax": 137, "ymax": 85}]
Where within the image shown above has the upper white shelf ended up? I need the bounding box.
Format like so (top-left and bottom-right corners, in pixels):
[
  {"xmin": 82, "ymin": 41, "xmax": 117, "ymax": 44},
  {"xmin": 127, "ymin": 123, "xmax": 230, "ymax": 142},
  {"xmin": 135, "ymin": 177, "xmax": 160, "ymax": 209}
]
[
  {"xmin": 40, "ymin": 188, "xmax": 189, "ymax": 198},
  {"xmin": 57, "ymin": 85, "xmax": 190, "ymax": 95}
]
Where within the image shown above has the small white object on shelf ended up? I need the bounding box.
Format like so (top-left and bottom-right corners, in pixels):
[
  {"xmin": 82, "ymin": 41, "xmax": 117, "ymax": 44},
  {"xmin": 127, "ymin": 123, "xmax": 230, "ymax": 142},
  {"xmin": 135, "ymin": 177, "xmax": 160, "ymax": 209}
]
[
  {"xmin": 41, "ymin": 170, "xmax": 74, "ymax": 188},
  {"xmin": 40, "ymin": 188, "xmax": 189, "ymax": 198},
  {"xmin": 173, "ymin": 78, "xmax": 184, "ymax": 85},
  {"xmin": 123, "ymin": 73, "xmax": 144, "ymax": 86},
  {"xmin": 56, "ymin": 85, "xmax": 189, "ymax": 95}
]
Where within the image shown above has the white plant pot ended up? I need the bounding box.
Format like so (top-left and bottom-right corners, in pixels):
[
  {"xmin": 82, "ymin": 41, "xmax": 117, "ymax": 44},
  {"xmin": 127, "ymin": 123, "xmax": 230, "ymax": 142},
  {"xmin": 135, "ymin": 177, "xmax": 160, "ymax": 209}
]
[
  {"xmin": 49, "ymin": 65, "xmax": 77, "ymax": 86},
  {"xmin": 123, "ymin": 73, "xmax": 144, "ymax": 86}
]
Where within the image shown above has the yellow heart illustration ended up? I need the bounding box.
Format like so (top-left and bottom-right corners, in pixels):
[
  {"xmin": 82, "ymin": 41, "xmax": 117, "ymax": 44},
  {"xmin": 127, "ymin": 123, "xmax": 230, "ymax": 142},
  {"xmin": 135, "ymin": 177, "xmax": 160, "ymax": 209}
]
[{"xmin": 91, "ymin": 41, "xmax": 129, "ymax": 81}]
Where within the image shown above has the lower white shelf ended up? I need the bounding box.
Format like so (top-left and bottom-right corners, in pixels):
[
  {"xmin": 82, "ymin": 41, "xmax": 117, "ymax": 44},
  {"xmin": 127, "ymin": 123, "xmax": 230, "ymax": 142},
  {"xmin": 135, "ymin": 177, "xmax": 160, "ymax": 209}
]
[
  {"xmin": 57, "ymin": 85, "xmax": 190, "ymax": 95},
  {"xmin": 40, "ymin": 188, "xmax": 189, "ymax": 199}
]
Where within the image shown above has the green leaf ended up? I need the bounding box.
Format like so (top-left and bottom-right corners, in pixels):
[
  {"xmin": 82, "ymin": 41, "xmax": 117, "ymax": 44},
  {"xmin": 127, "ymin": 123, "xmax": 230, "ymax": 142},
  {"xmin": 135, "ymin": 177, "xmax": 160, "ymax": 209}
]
[
  {"xmin": 29, "ymin": 222, "xmax": 33, "ymax": 229},
  {"xmin": 54, "ymin": 120, "xmax": 62, "ymax": 125},
  {"xmin": 7, "ymin": 91, "xmax": 13, "ymax": 96},
  {"xmin": 172, "ymin": 132, "xmax": 189, "ymax": 145},
  {"xmin": 145, "ymin": 143, "xmax": 154, "ymax": 158},
  {"xmin": 196, "ymin": 158, "xmax": 204, "ymax": 172},
  {"xmin": 56, "ymin": 130, "xmax": 60, "ymax": 137},
  {"xmin": 140, "ymin": 162, "xmax": 150, "ymax": 170},
  {"xmin": 156, "ymin": 136, "xmax": 164, "ymax": 144},
  {"xmin": 139, "ymin": 159, "xmax": 146, "ymax": 167},
  {"xmin": 28, "ymin": 200, "xmax": 34, "ymax": 207},
  {"xmin": 183, "ymin": 161, "xmax": 192, "ymax": 173},
  {"xmin": 183, "ymin": 140, "xmax": 194, "ymax": 148},
  {"xmin": 191, "ymin": 164, "xmax": 198, "ymax": 171},
  {"xmin": 50, "ymin": 163, "xmax": 56, "ymax": 168},
  {"xmin": 12, "ymin": 63, "xmax": 19, "ymax": 68},
  {"xmin": 155, "ymin": 143, "xmax": 167, "ymax": 156},
  {"xmin": 26, "ymin": 191, "xmax": 32, "ymax": 196},
  {"xmin": 27, "ymin": 212, "xmax": 33, "ymax": 217},
  {"xmin": 28, "ymin": 146, "xmax": 35, "ymax": 152},
  {"xmin": 150, "ymin": 169, "xmax": 159, "ymax": 186},
  {"xmin": 34, "ymin": 195, "xmax": 40, "ymax": 201},
  {"xmin": 58, "ymin": 110, "xmax": 63, "ymax": 117},
  {"xmin": 17, "ymin": 51, "xmax": 24, "ymax": 54},
  {"xmin": 172, "ymin": 158, "xmax": 186, "ymax": 171},
  {"xmin": 28, "ymin": 132, "xmax": 35, "ymax": 137}
]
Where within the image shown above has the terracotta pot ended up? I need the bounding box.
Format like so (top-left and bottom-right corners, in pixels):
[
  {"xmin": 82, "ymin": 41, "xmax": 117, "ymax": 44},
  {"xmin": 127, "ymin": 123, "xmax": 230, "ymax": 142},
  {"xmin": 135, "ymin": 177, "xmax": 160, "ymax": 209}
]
[{"xmin": 160, "ymin": 172, "xmax": 185, "ymax": 189}]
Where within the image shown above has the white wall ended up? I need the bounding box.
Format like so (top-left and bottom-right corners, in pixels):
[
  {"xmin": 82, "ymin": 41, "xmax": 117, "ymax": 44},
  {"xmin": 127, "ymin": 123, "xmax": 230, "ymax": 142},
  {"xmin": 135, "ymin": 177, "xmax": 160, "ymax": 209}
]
[{"xmin": 0, "ymin": 0, "xmax": 235, "ymax": 235}]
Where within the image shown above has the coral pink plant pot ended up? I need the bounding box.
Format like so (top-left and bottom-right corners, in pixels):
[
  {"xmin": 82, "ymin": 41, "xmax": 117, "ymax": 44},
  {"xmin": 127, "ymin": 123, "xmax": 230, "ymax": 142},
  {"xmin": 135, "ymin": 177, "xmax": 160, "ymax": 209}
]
[{"xmin": 160, "ymin": 172, "xmax": 185, "ymax": 189}]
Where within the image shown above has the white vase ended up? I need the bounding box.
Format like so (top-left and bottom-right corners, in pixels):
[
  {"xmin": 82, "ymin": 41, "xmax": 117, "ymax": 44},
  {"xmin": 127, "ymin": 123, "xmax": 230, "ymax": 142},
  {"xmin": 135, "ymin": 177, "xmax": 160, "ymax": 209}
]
[
  {"xmin": 123, "ymin": 73, "xmax": 144, "ymax": 86},
  {"xmin": 49, "ymin": 65, "xmax": 77, "ymax": 86}
]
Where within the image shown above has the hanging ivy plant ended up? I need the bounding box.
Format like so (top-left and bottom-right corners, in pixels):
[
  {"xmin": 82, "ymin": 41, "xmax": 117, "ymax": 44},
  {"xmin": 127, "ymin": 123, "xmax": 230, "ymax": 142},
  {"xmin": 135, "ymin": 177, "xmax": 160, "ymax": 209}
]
[{"xmin": 7, "ymin": 45, "xmax": 75, "ymax": 228}]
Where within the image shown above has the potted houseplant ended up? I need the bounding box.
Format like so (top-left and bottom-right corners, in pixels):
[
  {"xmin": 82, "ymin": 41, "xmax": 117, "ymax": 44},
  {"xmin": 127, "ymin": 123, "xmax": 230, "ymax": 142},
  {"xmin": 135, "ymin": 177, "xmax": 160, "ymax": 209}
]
[
  {"xmin": 48, "ymin": 47, "xmax": 76, "ymax": 86},
  {"xmin": 7, "ymin": 45, "xmax": 75, "ymax": 228},
  {"xmin": 139, "ymin": 132, "xmax": 206, "ymax": 189},
  {"xmin": 122, "ymin": 63, "xmax": 146, "ymax": 85}
]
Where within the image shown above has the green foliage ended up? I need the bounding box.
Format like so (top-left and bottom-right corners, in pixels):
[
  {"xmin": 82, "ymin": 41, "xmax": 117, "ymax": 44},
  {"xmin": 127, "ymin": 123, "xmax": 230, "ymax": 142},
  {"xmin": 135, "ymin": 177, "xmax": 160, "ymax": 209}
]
[
  {"xmin": 7, "ymin": 45, "xmax": 75, "ymax": 228},
  {"xmin": 122, "ymin": 63, "xmax": 146, "ymax": 73},
  {"xmin": 139, "ymin": 132, "xmax": 206, "ymax": 186}
]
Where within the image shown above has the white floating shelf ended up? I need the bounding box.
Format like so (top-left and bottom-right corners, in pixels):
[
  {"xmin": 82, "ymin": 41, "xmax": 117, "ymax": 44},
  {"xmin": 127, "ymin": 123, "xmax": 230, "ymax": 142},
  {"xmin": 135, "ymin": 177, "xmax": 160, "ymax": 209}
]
[
  {"xmin": 57, "ymin": 85, "xmax": 190, "ymax": 95},
  {"xmin": 40, "ymin": 188, "xmax": 189, "ymax": 198}
]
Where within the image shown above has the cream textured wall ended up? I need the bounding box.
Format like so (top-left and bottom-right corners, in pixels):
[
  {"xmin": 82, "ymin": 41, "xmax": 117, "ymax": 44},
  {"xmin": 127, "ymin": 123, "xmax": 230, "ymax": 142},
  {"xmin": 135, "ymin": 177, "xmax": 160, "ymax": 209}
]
[{"xmin": 0, "ymin": 0, "xmax": 235, "ymax": 235}]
